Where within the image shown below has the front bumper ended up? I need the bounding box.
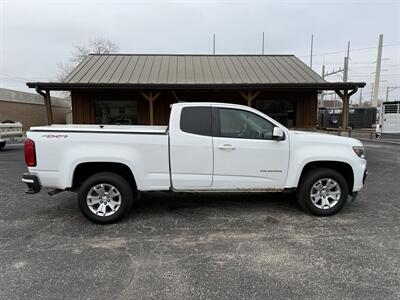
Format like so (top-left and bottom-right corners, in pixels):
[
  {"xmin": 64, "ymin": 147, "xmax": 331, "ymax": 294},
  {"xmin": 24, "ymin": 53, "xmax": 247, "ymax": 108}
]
[
  {"xmin": 22, "ymin": 173, "xmax": 41, "ymax": 194},
  {"xmin": 352, "ymin": 169, "xmax": 367, "ymax": 201},
  {"xmin": 363, "ymin": 169, "xmax": 368, "ymax": 185}
]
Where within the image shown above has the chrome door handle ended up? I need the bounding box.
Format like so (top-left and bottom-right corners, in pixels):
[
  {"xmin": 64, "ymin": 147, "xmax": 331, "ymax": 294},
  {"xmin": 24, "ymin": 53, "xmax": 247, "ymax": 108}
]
[{"xmin": 218, "ymin": 144, "xmax": 236, "ymax": 150}]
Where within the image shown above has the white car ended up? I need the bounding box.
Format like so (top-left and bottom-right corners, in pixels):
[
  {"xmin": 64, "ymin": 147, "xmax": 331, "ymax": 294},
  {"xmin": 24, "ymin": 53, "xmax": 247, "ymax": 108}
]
[
  {"xmin": 0, "ymin": 122, "xmax": 23, "ymax": 149},
  {"xmin": 22, "ymin": 102, "xmax": 367, "ymax": 223}
]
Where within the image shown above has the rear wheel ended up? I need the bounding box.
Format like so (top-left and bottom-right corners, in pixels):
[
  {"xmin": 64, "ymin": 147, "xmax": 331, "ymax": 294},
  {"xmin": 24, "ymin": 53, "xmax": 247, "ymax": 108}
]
[
  {"xmin": 297, "ymin": 168, "xmax": 349, "ymax": 216},
  {"xmin": 78, "ymin": 172, "xmax": 134, "ymax": 224},
  {"xmin": 0, "ymin": 141, "xmax": 6, "ymax": 149}
]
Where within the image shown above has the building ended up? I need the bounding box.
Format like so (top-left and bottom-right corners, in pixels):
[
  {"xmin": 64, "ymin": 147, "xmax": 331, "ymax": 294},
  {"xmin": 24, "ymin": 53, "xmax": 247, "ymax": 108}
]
[
  {"xmin": 0, "ymin": 88, "xmax": 71, "ymax": 131},
  {"xmin": 26, "ymin": 54, "xmax": 365, "ymax": 129}
]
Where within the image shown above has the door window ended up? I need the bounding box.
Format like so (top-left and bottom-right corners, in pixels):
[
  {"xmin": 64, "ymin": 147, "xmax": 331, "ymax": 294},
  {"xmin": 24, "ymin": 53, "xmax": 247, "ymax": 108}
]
[
  {"xmin": 180, "ymin": 107, "xmax": 212, "ymax": 136},
  {"xmin": 218, "ymin": 108, "xmax": 274, "ymax": 140}
]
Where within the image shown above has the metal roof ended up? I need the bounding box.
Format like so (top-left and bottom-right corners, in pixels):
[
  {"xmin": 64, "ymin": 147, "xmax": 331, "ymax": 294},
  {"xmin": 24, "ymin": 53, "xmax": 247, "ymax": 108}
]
[
  {"xmin": 63, "ymin": 54, "xmax": 325, "ymax": 84},
  {"xmin": 26, "ymin": 54, "xmax": 366, "ymax": 90}
]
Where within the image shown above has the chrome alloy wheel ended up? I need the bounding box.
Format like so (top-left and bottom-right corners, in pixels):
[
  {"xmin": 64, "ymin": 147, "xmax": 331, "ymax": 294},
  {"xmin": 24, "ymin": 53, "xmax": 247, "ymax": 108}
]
[
  {"xmin": 310, "ymin": 178, "xmax": 341, "ymax": 210},
  {"xmin": 86, "ymin": 183, "xmax": 122, "ymax": 217}
]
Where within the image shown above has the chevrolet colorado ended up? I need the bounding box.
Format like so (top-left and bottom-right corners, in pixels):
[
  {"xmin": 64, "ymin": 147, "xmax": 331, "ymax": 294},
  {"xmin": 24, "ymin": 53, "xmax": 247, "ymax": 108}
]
[{"xmin": 22, "ymin": 102, "xmax": 367, "ymax": 223}]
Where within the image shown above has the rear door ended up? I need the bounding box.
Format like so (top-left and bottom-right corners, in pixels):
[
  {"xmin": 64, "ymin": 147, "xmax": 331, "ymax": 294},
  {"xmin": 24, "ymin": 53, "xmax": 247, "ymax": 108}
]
[
  {"xmin": 212, "ymin": 107, "xmax": 289, "ymax": 189},
  {"xmin": 170, "ymin": 105, "xmax": 213, "ymax": 189}
]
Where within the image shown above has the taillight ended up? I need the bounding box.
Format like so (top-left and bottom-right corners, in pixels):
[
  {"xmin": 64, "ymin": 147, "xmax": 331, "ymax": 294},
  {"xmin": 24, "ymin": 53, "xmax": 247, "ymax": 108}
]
[{"xmin": 24, "ymin": 139, "xmax": 36, "ymax": 167}]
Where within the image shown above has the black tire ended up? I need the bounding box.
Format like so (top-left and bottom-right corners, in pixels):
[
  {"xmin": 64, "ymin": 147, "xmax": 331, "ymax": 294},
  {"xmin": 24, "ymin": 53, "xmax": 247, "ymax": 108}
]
[
  {"xmin": 296, "ymin": 168, "xmax": 349, "ymax": 216},
  {"xmin": 0, "ymin": 141, "xmax": 6, "ymax": 150},
  {"xmin": 78, "ymin": 172, "xmax": 134, "ymax": 224}
]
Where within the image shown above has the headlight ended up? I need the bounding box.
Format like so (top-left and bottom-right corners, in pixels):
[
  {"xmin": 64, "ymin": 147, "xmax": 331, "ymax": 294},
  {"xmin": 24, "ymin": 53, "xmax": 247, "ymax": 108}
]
[{"xmin": 353, "ymin": 146, "xmax": 366, "ymax": 159}]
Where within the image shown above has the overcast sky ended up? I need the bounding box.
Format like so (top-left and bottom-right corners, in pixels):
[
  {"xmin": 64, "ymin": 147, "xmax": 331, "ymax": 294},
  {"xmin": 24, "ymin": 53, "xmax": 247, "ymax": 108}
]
[{"xmin": 1, "ymin": 0, "xmax": 399, "ymax": 101}]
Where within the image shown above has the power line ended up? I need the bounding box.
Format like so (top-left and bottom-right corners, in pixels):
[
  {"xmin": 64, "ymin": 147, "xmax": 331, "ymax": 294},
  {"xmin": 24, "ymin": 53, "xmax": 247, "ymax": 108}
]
[
  {"xmin": 0, "ymin": 74, "xmax": 49, "ymax": 84},
  {"xmin": 298, "ymin": 43, "xmax": 400, "ymax": 58},
  {"xmin": 0, "ymin": 74, "xmax": 30, "ymax": 82}
]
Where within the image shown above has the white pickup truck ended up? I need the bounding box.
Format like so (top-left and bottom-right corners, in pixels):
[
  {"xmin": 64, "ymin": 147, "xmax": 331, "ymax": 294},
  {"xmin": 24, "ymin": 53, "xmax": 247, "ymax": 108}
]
[{"xmin": 22, "ymin": 102, "xmax": 367, "ymax": 223}]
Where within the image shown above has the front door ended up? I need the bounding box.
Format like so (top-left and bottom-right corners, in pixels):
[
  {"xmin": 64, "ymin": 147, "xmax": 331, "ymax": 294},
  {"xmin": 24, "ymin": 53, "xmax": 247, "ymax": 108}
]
[{"xmin": 212, "ymin": 107, "xmax": 289, "ymax": 190}]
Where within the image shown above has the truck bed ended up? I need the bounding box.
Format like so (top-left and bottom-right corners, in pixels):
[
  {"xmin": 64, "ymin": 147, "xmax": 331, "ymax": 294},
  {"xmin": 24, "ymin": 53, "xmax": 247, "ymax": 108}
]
[
  {"xmin": 26, "ymin": 124, "xmax": 170, "ymax": 191},
  {"xmin": 29, "ymin": 124, "xmax": 168, "ymax": 134}
]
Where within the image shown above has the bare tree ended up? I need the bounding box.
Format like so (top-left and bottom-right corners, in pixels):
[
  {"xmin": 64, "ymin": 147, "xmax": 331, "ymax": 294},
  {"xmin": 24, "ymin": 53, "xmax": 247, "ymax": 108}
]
[{"xmin": 57, "ymin": 38, "xmax": 119, "ymax": 81}]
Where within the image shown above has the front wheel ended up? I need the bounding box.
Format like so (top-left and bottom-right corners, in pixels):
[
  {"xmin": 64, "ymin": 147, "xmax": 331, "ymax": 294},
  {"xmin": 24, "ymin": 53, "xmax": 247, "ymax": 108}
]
[
  {"xmin": 0, "ymin": 141, "xmax": 6, "ymax": 149},
  {"xmin": 296, "ymin": 168, "xmax": 349, "ymax": 216},
  {"xmin": 78, "ymin": 172, "xmax": 134, "ymax": 224}
]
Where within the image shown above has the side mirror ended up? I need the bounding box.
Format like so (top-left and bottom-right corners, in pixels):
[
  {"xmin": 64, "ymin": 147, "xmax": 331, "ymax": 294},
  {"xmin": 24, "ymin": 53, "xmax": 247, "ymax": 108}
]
[{"xmin": 272, "ymin": 127, "xmax": 285, "ymax": 141}]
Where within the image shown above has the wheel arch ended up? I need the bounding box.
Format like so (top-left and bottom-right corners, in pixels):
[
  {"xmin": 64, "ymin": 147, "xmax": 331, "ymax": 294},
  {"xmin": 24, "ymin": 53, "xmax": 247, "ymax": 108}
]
[
  {"xmin": 298, "ymin": 161, "xmax": 354, "ymax": 195},
  {"xmin": 72, "ymin": 162, "xmax": 137, "ymax": 191}
]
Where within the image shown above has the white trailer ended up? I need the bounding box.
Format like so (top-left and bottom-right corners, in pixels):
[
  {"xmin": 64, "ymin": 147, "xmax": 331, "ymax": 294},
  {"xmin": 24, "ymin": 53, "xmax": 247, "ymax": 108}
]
[
  {"xmin": 376, "ymin": 101, "xmax": 400, "ymax": 136},
  {"xmin": 0, "ymin": 122, "xmax": 23, "ymax": 149}
]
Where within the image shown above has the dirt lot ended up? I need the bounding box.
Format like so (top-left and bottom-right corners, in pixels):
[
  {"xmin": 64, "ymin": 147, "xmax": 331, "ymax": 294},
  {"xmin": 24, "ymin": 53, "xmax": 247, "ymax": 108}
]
[{"xmin": 0, "ymin": 141, "xmax": 399, "ymax": 299}]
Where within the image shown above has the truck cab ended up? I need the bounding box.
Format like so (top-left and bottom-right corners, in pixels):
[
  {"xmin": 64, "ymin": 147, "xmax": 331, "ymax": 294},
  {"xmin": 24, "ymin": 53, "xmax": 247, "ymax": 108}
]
[{"xmin": 169, "ymin": 103, "xmax": 289, "ymax": 190}]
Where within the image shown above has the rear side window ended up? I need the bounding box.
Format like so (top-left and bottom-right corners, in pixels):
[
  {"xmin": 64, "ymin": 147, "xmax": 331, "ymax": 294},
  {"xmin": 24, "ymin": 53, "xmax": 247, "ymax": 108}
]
[{"xmin": 180, "ymin": 107, "xmax": 212, "ymax": 136}]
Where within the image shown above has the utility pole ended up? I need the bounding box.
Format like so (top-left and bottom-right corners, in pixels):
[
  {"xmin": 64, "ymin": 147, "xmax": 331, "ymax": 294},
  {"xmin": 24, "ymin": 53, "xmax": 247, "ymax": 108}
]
[
  {"xmin": 262, "ymin": 32, "xmax": 265, "ymax": 55},
  {"xmin": 320, "ymin": 64, "xmax": 325, "ymax": 106},
  {"xmin": 370, "ymin": 86, "xmax": 374, "ymax": 103},
  {"xmin": 343, "ymin": 41, "xmax": 350, "ymax": 83},
  {"xmin": 386, "ymin": 87, "xmax": 389, "ymax": 102},
  {"xmin": 372, "ymin": 34, "xmax": 383, "ymax": 107},
  {"xmin": 213, "ymin": 34, "xmax": 216, "ymax": 55},
  {"xmin": 310, "ymin": 34, "xmax": 314, "ymax": 69},
  {"xmin": 322, "ymin": 66, "xmax": 344, "ymax": 107}
]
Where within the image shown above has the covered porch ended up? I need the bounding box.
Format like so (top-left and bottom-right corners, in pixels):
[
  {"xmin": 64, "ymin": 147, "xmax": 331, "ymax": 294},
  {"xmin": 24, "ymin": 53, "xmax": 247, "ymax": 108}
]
[
  {"xmin": 27, "ymin": 83, "xmax": 364, "ymax": 130},
  {"xmin": 27, "ymin": 54, "xmax": 365, "ymax": 130}
]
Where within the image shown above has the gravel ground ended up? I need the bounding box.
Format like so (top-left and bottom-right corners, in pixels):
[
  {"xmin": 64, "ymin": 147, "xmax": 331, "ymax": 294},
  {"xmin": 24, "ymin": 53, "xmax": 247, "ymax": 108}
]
[{"xmin": 0, "ymin": 141, "xmax": 399, "ymax": 299}]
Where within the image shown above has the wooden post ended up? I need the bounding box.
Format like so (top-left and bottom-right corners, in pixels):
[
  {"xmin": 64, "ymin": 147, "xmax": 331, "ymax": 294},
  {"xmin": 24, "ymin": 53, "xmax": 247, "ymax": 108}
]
[
  {"xmin": 141, "ymin": 92, "xmax": 161, "ymax": 125},
  {"xmin": 341, "ymin": 91, "xmax": 349, "ymax": 130},
  {"xmin": 240, "ymin": 91, "xmax": 260, "ymax": 107},
  {"xmin": 44, "ymin": 90, "xmax": 53, "ymax": 125},
  {"xmin": 335, "ymin": 90, "xmax": 349, "ymax": 130}
]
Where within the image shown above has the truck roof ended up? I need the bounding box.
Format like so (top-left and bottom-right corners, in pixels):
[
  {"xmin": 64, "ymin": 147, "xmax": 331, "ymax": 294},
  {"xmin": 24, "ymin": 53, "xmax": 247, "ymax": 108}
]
[
  {"xmin": 172, "ymin": 102, "xmax": 250, "ymax": 109},
  {"xmin": 29, "ymin": 124, "xmax": 168, "ymax": 134}
]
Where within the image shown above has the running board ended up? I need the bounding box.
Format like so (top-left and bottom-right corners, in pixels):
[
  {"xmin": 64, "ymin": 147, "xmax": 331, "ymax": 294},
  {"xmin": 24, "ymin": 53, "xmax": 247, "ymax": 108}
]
[{"xmin": 48, "ymin": 189, "xmax": 64, "ymax": 196}]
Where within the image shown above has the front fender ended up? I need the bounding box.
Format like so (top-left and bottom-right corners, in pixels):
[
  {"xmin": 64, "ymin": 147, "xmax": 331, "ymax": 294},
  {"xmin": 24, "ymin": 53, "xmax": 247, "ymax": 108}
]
[
  {"xmin": 285, "ymin": 143, "xmax": 358, "ymax": 189},
  {"xmin": 288, "ymin": 157, "xmax": 355, "ymax": 189}
]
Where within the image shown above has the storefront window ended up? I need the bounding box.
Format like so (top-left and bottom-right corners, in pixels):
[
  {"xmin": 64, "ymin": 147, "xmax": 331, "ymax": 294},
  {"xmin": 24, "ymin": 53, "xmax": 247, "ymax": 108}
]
[
  {"xmin": 253, "ymin": 99, "xmax": 295, "ymax": 128},
  {"xmin": 94, "ymin": 100, "xmax": 137, "ymax": 125}
]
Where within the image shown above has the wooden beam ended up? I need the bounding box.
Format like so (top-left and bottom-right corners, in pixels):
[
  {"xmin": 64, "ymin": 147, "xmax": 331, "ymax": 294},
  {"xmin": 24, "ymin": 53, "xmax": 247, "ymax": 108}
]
[
  {"xmin": 334, "ymin": 89, "xmax": 345, "ymax": 100},
  {"xmin": 141, "ymin": 92, "xmax": 161, "ymax": 125},
  {"xmin": 44, "ymin": 90, "xmax": 53, "ymax": 125},
  {"xmin": 240, "ymin": 91, "xmax": 260, "ymax": 106},
  {"xmin": 348, "ymin": 88, "xmax": 359, "ymax": 97}
]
